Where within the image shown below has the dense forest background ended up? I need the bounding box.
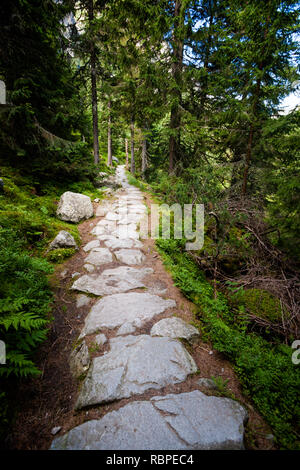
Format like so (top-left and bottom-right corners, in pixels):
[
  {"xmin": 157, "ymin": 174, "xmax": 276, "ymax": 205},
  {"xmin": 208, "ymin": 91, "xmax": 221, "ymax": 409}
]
[{"xmin": 0, "ymin": 0, "xmax": 299, "ymax": 449}]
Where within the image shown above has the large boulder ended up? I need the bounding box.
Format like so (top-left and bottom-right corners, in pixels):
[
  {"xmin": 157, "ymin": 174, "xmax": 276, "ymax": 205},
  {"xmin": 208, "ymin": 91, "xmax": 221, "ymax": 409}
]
[
  {"xmin": 48, "ymin": 230, "xmax": 78, "ymax": 251},
  {"xmin": 57, "ymin": 192, "xmax": 94, "ymax": 223}
]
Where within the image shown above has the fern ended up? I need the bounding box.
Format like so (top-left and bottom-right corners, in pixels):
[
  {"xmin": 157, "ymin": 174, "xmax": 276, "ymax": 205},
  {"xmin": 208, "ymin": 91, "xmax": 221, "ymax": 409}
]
[{"xmin": 0, "ymin": 229, "xmax": 53, "ymax": 378}]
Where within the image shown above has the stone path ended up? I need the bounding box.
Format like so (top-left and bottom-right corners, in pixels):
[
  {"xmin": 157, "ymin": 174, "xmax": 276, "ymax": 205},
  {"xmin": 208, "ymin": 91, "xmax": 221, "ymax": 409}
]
[{"xmin": 50, "ymin": 165, "xmax": 247, "ymax": 450}]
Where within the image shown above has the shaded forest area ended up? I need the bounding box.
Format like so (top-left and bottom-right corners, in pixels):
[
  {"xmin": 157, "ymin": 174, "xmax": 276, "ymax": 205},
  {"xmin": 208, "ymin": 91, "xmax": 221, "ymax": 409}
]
[{"xmin": 0, "ymin": 0, "xmax": 299, "ymax": 449}]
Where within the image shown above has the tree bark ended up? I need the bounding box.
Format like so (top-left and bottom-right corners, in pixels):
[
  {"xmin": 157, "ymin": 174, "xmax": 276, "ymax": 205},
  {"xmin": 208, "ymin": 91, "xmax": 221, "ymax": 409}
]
[
  {"xmin": 242, "ymin": 76, "xmax": 261, "ymax": 195},
  {"xmin": 169, "ymin": 0, "xmax": 184, "ymax": 173},
  {"xmin": 141, "ymin": 128, "xmax": 148, "ymax": 177},
  {"xmin": 107, "ymin": 99, "xmax": 112, "ymax": 166},
  {"xmin": 200, "ymin": 0, "xmax": 213, "ymax": 116},
  {"xmin": 125, "ymin": 138, "xmax": 129, "ymax": 170},
  {"xmin": 130, "ymin": 116, "xmax": 135, "ymax": 174},
  {"xmin": 88, "ymin": 0, "xmax": 99, "ymax": 165}
]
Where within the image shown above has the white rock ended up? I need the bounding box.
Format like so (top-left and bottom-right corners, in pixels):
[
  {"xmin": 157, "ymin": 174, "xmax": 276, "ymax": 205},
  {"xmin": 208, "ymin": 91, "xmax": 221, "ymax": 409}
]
[
  {"xmin": 51, "ymin": 391, "xmax": 247, "ymax": 450},
  {"xmin": 114, "ymin": 249, "xmax": 145, "ymax": 265},
  {"xmin": 84, "ymin": 248, "xmax": 113, "ymax": 266},
  {"xmin": 96, "ymin": 205, "xmax": 110, "ymax": 217},
  {"xmin": 57, "ymin": 192, "xmax": 93, "ymax": 223},
  {"xmin": 48, "ymin": 230, "xmax": 78, "ymax": 251},
  {"xmin": 83, "ymin": 240, "xmax": 100, "ymax": 252},
  {"xmin": 105, "ymin": 212, "xmax": 119, "ymax": 221},
  {"xmin": 151, "ymin": 317, "xmax": 200, "ymax": 343},
  {"xmin": 83, "ymin": 263, "xmax": 95, "ymax": 273},
  {"xmin": 51, "ymin": 426, "xmax": 62, "ymax": 436},
  {"xmin": 101, "ymin": 266, "xmax": 153, "ymax": 280},
  {"xmin": 71, "ymin": 270, "xmax": 145, "ymax": 298},
  {"xmin": 79, "ymin": 292, "xmax": 176, "ymax": 336},
  {"xmin": 94, "ymin": 334, "xmax": 107, "ymax": 346},
  {"xmin": 75, "ymin": 335, "xmax": 197, "ymax": 408},
  {"xmin": 116, "ymin": 322, "xmax": 136, "ymax": 335},
  {"xmin": 104, "ymin": 238, "xmax": 143, "ymax": 250}
]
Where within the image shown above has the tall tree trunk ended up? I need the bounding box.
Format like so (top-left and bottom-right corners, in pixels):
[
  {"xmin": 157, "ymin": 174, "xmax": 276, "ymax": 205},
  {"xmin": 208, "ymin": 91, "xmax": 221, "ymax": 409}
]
[
  {"xmin": 200, "ymin": 0, "xmax": 213, "ymax": 116},
  {"xmin": 88, "ymin": 0, "xmax": 99, "ymax": 165},
  {"xmin": 242, "ymin": 124, "xmax": 254, "ymax": 195},
  {"xmin": 125, "ymin": 138, "xmax": 129, "ymax": 170},
  {"xmin": 169, "ymin": 0, "xmax": 184, "ymax": 173},
  {"xmin": 130, "ymin": 116, "xmax": 135, "ymax": 174},
  {"xmin": 107, "ymin": 99, "xmax": 112, "ymax": 166},
  {"xmin": 141, "ymin": 129, "xmax": 148, "ymax": 178},
  {"xmin": 242, "ymin": 77, "xmax": 261, "ymax": 196}
]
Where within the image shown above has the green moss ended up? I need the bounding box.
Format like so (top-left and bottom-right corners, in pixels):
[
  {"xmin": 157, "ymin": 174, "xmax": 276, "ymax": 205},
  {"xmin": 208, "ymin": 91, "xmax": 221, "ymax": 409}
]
[
  {"xmin": 231, "ymin": 288, "xmax": 285, "ymax": 323},
  {"xmin": 46, "ymin": 248, "xmax": 76, "ymax": 263},
  {"xmin": 0, "ymin": 172, "xmax": 83, "ymax": 254}
]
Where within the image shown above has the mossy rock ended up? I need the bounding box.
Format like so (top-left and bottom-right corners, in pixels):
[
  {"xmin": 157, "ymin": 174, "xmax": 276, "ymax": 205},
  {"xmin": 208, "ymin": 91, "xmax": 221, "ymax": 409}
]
[
  {"xmin": 232, "ymin": 288, "xmax": 286, "ymax": 323},
  {"xmin": 45, "ymin": 248, "xmax": 76, "ymax": 263}
]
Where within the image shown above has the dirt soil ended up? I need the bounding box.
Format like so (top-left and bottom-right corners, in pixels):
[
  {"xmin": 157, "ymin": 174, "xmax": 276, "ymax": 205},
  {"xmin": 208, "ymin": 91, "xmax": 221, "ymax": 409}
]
[{"xmin": 6, "ymin": 194, "xmax": 276, "ymax": 451}]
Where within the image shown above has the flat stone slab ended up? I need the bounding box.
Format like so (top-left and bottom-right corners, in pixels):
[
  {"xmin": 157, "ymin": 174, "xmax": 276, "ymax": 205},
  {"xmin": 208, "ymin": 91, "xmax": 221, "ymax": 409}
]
[
  {"xmin": 51, "ymin": 390, "xmax": 247, "ymax": 450},
  {"xmin": 83, "ymin": 263, "xmax": 95, "ymax": 273},
  {"xmin": 101, "ymin": 266, "xmax": 153, "ymax": 280},
  {"xmin": 97, "ymin": 219, "xmax": 117, "ymax": 228},
  {"xmin": 96, "ymin": 234, "xmax": 116, "ymax": 241},
  {"xmin": 83, "ymin": 240, "xmax": 100, "ymax": 252},
  {"xmin": 91, "ymin": 225, "xmax": 114, "ymax": 236},
  {"xmin": 118, "ymin": 213, "xmax": 144, "ymax": 224},
  {"xmin": 80, "ymin": 293, "xmax": 176, "ymax": 336},
  {"xmin": 84, "ymin": 248, "xmax": 113, "ymax": 266},
  {"xmin": 116, "ymin": 322, "xmax": 136, "ymax": 336},
  {"xmin": 75, "ymin": 335, "xmax": 197, "ymax": 409},
  {"xmin": 104, "ymin": 238, "xmax": 143, "ymax": 250},
  {"xmin": 117, "ymin": 206, "xmax": 146, "ymax": 214},
  {"xmin": 151, "ymin": 317, "xmax": 200, "ymax": 343},
  {"xmin": 96, "ymin": 204, "xmax": 112, "ymax": 217},
  {"xmin": 104, "ymin": 212, "xmax": 119, "ymax": 221},
  {"xmin": 114, "ymin": 249, "xmax": 145, "ymax": 265},
  {"xmin": 116, "ymin": 225, "xmax": 139, "ymax": 240},
  {"xmin": 71, "ymin": 270, "xmax": 145, "ymax": 297}
]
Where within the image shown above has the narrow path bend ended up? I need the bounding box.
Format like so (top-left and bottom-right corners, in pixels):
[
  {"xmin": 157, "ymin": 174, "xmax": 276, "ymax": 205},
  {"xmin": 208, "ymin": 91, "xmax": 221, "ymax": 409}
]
[{"xmin": 50, "ymin": 166, "xmax": 248, "ymax": 450}]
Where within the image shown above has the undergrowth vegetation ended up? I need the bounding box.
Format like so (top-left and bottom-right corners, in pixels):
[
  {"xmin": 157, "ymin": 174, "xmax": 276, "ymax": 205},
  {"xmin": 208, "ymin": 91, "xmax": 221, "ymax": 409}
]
[
  {"xmin": 0, "ymin": 164, "xmax": 104, "ymax": 441},
  {"xmin": 155, "ymin": 237, "xmax": 300, "ymax": 450}
]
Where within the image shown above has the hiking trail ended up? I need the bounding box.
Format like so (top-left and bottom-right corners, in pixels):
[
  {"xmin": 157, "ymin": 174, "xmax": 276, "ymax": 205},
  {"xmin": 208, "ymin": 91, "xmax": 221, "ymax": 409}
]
[{"xmin": 49, "ymin": 165, "xmax": 249, "ymax": 450}]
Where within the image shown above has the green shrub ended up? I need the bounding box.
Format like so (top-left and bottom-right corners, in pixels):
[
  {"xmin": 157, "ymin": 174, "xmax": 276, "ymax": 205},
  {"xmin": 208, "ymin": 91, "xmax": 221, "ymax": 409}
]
[{"xmin": 46, "ymin": 248, "xmax": 76, "ymax": 263}]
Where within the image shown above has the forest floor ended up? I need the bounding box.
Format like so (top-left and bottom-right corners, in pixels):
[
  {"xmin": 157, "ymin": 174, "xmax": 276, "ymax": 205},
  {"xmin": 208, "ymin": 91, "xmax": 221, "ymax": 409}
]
[{"xmin": 7, "ymin": 167, "xmax": 274, "ymax": 450}]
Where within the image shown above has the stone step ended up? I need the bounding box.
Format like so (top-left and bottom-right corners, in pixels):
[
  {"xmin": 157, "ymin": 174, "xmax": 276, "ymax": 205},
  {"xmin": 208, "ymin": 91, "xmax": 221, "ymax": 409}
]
[
  {"xmin": 51, "ymin": 390, "xmax": 247, "ymax": 450},
  {"xmin": 71, "ymin": 266, "xmax": 153, "ymax": 297},
  {"xmin": 75, "ymin": 335, "xmax": 197, "ymax": 409},
  {"xmin": 79, "ymin": 292, "xmax": 176, "ymax": 337}
]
